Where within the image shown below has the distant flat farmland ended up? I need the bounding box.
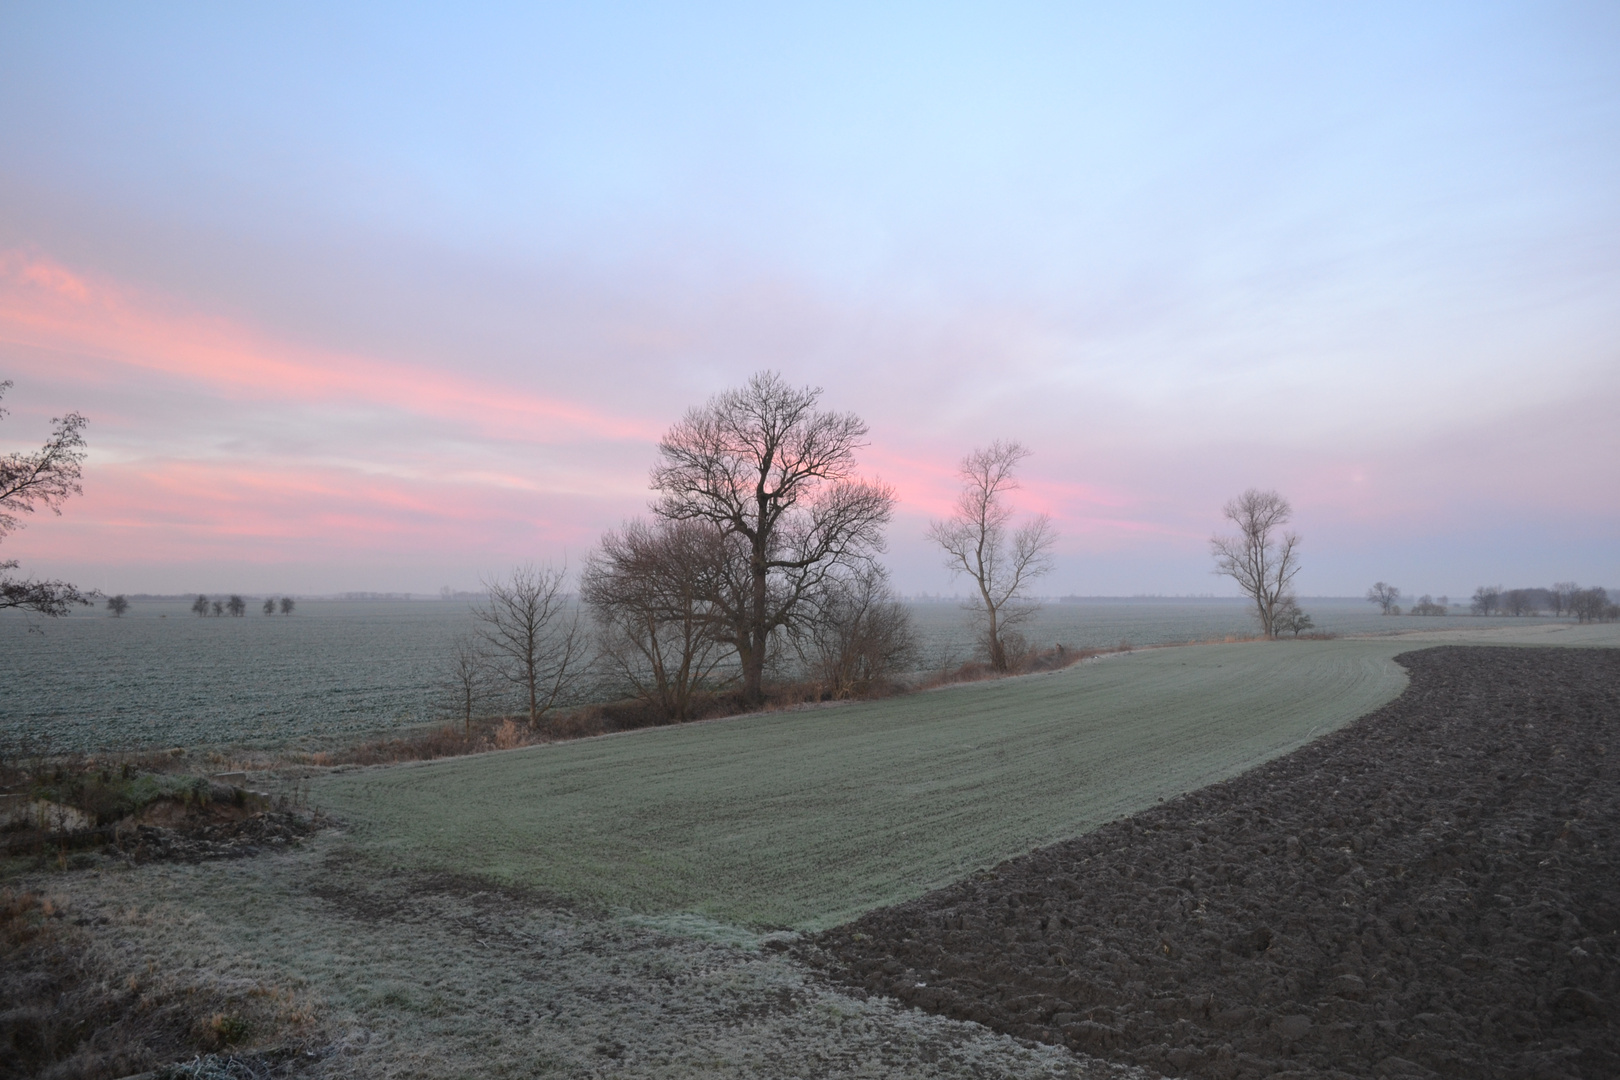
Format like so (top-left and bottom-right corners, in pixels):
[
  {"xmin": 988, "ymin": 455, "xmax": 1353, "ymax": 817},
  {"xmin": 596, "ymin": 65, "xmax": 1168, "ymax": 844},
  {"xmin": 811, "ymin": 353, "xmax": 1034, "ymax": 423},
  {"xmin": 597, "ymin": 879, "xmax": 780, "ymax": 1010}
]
[
  {"xmin": 0, "ymin": 595, "xmax": 1559, "ymax": 753},
  {"xmin": 315, "ymin": 622, "xmax": 1620, "ymax": 931}
]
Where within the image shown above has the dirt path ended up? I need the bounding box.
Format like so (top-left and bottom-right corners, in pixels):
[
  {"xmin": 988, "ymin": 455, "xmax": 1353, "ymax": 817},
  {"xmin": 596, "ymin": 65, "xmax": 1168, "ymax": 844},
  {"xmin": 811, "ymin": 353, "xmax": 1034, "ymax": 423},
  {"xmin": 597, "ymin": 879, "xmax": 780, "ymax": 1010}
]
[{"xmin": 807, "ymin": 647, "xmax": 1620, "ymax": 1080}]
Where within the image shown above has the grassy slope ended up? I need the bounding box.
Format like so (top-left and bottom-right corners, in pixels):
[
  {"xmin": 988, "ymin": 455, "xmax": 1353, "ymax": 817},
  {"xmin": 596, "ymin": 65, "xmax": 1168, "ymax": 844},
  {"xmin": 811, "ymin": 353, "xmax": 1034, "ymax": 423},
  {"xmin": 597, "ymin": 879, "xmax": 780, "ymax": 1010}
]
[{"xmin": 315, "ymin": 623, "xmax": 1620, "ymax": 931}]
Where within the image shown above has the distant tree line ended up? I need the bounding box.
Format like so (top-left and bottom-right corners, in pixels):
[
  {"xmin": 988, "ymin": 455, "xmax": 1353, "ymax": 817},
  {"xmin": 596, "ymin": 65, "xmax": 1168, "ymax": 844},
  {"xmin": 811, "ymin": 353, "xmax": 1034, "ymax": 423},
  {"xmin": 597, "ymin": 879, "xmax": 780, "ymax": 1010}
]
[
  {"xmin": 1468, "ymin": 584, "xmax": 1616, "ymax": 621},
  {"xmin": 1363, "ymin": 581, "xmax": 1617, "ymax": 621},
  {"xmin": 1364, "ymin": 584, "xmax": 1451, "ymax": 617},
  {"xmin": 189, "ymin": 594, "xmax": 295, "ymax": 617}
]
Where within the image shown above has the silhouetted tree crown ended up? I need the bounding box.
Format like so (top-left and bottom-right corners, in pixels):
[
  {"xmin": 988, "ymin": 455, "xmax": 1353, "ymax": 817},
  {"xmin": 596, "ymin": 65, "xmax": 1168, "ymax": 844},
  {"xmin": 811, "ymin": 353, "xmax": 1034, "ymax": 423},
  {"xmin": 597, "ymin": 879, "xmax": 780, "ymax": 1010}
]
[
  {"xmin": 650, "ymin": 371, "xmax": 894, "ymax": 704},
  {"xmin": 0, "ymin": 381, "xmax": 93, "ymax": 616}
]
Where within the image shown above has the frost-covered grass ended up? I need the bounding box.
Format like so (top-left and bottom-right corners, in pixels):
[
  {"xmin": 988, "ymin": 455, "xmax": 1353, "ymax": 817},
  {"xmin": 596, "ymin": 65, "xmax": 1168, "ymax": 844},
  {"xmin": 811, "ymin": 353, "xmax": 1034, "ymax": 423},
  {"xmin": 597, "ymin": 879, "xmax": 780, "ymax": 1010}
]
[
  {"xmin": 316, "ymin": 622, "xmax": 1620, "ymax": 931},
  {"xmin": 22, "ymin": 845, "xmax": 1146, "ymax": 1079}
]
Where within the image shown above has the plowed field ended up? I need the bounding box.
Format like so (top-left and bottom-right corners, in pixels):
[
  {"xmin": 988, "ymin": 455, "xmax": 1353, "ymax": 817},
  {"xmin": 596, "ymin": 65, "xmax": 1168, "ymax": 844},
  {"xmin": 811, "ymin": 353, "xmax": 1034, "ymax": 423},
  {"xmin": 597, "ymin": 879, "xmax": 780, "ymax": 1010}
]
[{"xmin": 809, "ymin": 647, "xmax": 1619, "ymax": 1080}]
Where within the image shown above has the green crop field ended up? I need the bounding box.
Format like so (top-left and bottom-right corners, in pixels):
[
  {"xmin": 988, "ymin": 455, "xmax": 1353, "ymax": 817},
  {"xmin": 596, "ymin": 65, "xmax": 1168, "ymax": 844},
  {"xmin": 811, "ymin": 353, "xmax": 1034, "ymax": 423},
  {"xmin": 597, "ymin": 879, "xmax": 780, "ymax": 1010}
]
[{"xmin": 315, "ymin": 622, "xmax": 1620, "ymax": 931}]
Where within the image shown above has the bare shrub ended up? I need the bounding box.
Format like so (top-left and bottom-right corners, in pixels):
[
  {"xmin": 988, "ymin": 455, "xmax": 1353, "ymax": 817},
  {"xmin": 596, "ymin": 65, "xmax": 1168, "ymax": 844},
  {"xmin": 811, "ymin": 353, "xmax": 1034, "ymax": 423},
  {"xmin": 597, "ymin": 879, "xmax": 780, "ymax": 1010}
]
[
  {"xmin": 438, "ymin": 634, "xmax": 494, "ymax": 734},
  {"xmin": 473, "ymin": 563, "xmax": 586, "ymax": 726},
  {"xmin": 805, "ymin": 564, "xmax": 917, "ymax": 699},
  {"xmin": 582, "ymin": 518, "xmax": 734, "ymax": 721},
  {"xmin": 1409, "ymin": 594, "xmax": 1447, "ymax": 616},
  {"xmin": 1273, "ymin": 595, "xmax": 1314, "ymax": 637}
]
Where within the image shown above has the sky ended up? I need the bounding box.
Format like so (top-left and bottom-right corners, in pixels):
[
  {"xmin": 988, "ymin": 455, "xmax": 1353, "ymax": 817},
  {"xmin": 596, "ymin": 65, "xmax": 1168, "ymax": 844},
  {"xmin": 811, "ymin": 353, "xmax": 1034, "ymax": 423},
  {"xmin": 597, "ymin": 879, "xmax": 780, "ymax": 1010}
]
[{"xmin": 1, "ymin": 1, "xmax": 1616, "ymax": 598}]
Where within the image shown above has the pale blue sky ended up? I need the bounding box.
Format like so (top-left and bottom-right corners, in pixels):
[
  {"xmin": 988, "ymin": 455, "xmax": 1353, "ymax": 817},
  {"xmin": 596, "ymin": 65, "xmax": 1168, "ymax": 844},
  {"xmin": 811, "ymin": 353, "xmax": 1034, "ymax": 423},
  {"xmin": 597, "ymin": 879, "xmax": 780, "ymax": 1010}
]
[{"xmin": 1, "ymin": 2, "xmax": 1616, "ymax": 594}]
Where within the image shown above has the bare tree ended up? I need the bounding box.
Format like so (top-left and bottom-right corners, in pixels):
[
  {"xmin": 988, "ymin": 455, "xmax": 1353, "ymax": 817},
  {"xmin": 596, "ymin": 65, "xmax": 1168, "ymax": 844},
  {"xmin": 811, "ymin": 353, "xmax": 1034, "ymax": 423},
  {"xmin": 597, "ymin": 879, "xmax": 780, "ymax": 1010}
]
[
  {"xmin": 1501, "ymin": 588, "xmax": 1537, "ymax": 617},
  {"xmin": 805, "ymin": 563, "xmax": 917, "ymax": 698},
  {"xmin": 473, "ymin": 563, "xmax": 586, "ymax": 725},
  {"xmin": 928, "ymin": 441, "xmax": 1055, "ymax": 671},
  {"xmin": 1571, "ymin": 587, "xmax": 1612, "ymax": 623},
  {"xmin": 1551, "ymin": 582, "xmax": 1579, "ymax": 618},
  {"xmin": 1470, "ymin": 585, "xmax": 1501, "ymax": 616},
  {"xmin": 582, "ymin": 517, "xmax": 734, "ymax": 721},
  {"xmin": 262, "ymin": 597, "xmax": 276, "ymax": 615},
  {"xmin": 279, "ymin": 596, "xmax": 295, "ymax": 615},
  {"xmin": 0, "ymin": 562, "xmax": 92, "ymax": 617},
  {"xmin": 0, "ymin": 381, "xmax": 93, "ymax": 616},
  {"xmin": 192, "ymin": 594, "xmax": 210, "ymax": 617},
  {"xmin": 211, "ymin": 599, "xmax": 224, "ymax": 617},
  {"xmin": 1210, "ymin": 488, "xmax": 1301, "ymax": 639},
  {"xmin": 1409, "ymin": 594, "xmax": 1447, "ymax": 616},
  {"xmin": 1365, "ymin": 582, "xmax": 1401, "ymax": 615},
  {"xmin": 1273, "ymin": 594, "xmax": 1314, "ymax": 637},
  {"xmin": 106, "ymin": 595, "xmax": 129, "ymax": 617},
  {"xmin": 226, "ymin": 594, "xmax": 247, "ymax": 617},
  {"xmin": 439, "ymin": 634, "xmax": 493, "ymax": 734},
  {"xmin": 651, "ymin": 371, "xmax": 894, "ymax": 704}
]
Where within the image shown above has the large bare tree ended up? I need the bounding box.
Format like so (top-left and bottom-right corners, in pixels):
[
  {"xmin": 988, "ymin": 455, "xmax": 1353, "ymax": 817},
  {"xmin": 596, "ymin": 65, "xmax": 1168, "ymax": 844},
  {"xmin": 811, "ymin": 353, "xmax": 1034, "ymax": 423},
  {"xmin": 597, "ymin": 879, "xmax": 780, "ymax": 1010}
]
[
  {"xmin": 926, "ymin": 440, "xmax": 1056, "ymax": 672},
  {"xmin": 1210, "ymin": 488, "xmax": 1301, "ymax": 639},
  {"xmin": 651, "ymin": 371, "xmax": 895, "ymax": 704},
  {"xmin": 581, "ymin": 517, "xmax": 735, "ymax": 721},
  {"xmin": 0, "ymin": 380, "xmax": 93, "ymax": 616},
  {"xmin": 473, "ymin": 563, "xmax": 587, "ymax": 725}
]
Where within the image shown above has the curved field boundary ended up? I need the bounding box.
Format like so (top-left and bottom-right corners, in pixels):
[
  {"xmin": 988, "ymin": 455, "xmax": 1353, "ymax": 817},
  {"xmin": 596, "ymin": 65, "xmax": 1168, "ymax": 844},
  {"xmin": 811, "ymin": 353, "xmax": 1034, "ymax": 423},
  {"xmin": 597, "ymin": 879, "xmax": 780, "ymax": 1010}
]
[{"xmin": 314, "ymin": 624, "xmax": 1620, "ymax": 931}]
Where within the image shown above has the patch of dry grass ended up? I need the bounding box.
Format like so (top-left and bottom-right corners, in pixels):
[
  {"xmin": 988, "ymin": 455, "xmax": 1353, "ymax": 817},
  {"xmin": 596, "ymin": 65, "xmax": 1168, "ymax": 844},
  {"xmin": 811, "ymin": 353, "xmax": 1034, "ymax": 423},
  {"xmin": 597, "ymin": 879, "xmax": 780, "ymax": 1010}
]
[{"xmin": 0, "ymin": 886, "xmax": 322, "ymax": 1080}]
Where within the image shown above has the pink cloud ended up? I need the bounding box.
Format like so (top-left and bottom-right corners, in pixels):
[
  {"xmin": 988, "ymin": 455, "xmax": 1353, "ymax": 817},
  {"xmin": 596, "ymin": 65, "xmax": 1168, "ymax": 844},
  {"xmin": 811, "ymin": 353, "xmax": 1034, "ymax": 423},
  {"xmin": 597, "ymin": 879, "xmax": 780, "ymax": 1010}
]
[
  {"xmin": 17, "ymin": 458, "xmax": 611, "ymax": 566},
  {"xmin": 0, "ymin": 250, "xmax": 657, "ymax": 446}
]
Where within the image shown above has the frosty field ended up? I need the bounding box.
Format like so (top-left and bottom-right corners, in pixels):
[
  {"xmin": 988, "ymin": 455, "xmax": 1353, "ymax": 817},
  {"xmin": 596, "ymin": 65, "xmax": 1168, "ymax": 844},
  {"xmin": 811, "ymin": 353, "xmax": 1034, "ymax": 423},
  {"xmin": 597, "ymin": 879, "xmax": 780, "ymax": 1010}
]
[
  {"xmin": 1, "ymin": 595, "xmax": 1541, "ymax": 753},
  {"xmin": 315, "ymin": 621, "xmax": 1620, "ymax": 930},
  {"xmin": 14, "ymin": 621, "xmax": 1617, "ymax": 1080}
]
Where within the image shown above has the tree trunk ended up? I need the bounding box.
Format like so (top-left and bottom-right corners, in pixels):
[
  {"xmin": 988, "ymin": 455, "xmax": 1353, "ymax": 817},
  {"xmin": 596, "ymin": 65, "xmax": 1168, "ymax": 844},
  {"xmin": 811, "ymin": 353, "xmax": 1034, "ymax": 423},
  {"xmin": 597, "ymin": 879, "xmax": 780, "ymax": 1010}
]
[
  {"xmin": 527, "ymin": 655, "xmax": 539, "ymax": 725},
  {"xmin": 981, "ymin": 580, "xmax": 1006, "ymax": 671},
  {"xmin": 743, "ymin": 552, "xmax": 768, "ymax": 703}
]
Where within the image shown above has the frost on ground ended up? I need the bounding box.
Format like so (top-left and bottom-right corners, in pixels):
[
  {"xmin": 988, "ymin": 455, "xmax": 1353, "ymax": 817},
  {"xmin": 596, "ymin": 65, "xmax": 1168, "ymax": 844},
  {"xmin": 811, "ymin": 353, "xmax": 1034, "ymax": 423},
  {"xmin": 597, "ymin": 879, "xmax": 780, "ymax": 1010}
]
[{"xmin": 14, "ymin": 841, "xmax": 1147, "ymax": 1079}]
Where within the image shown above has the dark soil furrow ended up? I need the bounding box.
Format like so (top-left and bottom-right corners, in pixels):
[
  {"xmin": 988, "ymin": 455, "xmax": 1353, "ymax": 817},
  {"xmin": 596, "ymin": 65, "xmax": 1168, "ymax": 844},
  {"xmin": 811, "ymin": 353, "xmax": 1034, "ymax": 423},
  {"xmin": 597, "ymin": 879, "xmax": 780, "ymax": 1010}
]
[{"xmin": 806, "ymin": 646, "xmax": 1620, "ymax": 1080}]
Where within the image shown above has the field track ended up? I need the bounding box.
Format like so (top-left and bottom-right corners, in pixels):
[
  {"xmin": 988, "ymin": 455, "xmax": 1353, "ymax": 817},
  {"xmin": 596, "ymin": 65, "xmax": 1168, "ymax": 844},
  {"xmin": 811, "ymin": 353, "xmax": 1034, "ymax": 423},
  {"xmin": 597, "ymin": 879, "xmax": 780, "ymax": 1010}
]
[{"xmin": 315, "ymin": 623, "xmax": 1620, "ymax": 930}]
